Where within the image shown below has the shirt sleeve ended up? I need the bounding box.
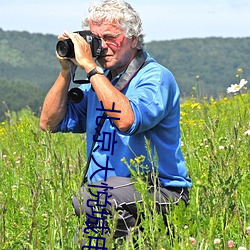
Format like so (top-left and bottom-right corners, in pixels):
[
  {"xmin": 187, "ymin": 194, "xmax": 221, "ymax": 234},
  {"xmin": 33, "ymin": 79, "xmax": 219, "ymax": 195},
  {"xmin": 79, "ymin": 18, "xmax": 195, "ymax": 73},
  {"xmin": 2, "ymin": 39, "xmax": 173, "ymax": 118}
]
[
  {"xmin": 122, "ymin": 63, "xmax": 180, "ymax": 135},
  {"xmin": 56, "ymin": 85, "xmax": 89, "ymax": 133}
]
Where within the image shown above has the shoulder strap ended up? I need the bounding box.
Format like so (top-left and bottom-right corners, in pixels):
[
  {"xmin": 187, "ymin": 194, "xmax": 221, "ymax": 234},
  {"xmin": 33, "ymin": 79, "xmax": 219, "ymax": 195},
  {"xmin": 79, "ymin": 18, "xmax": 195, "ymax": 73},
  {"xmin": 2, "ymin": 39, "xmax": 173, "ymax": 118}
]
[
  {"xmin": 114, "ymin": 49, "xmax": 147, "ymax": 91},
  {"xmin": 81, "ymin": 112, "xmax": 107, "ymax": 185},
  {"xmin": 81, "ymin": 50, "xmax": 149, "ymax": 185}
]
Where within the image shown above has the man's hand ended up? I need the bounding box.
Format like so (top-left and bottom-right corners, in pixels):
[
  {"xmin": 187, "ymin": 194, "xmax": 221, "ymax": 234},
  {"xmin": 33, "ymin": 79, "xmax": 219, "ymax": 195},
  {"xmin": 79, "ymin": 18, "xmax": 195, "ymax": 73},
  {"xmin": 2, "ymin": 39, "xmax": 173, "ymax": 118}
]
[
  {"xmin": 62, "ymin": 31, "xmax": 96, "ymax": 73},
  {"xmin": 56, "ymin": 32, "xmax": 79, "ymax": 71}
]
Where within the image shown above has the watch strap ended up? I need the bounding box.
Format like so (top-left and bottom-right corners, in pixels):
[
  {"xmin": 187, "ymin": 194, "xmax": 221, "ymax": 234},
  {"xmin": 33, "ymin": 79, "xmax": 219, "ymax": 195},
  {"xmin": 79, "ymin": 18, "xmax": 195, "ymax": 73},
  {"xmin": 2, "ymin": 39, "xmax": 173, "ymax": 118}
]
[
  {"xmin": 87, "ymin": 67, "xmax": 103, "ymax": 80},
  {"xmin": 87, "ymin": 68, "xmax": 97, "ymax": 79}
]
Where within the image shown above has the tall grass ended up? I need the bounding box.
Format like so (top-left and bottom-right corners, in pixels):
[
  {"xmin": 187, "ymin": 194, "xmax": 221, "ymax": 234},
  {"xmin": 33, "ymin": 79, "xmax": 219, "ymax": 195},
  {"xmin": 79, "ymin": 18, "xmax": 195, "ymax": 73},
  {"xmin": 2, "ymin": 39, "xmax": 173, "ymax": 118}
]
[{"xmin": 0, "ymin": 93, "xmax": 249, "ymax": 249}]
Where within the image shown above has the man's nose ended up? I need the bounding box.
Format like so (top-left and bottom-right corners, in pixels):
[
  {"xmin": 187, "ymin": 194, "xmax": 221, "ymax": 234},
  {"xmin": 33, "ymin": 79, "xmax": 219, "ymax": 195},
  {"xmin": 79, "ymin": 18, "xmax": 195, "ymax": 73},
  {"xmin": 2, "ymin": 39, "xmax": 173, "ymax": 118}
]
[{"xmin": 101, "ymin": 38, "xmax": 108, "ymax": 49}]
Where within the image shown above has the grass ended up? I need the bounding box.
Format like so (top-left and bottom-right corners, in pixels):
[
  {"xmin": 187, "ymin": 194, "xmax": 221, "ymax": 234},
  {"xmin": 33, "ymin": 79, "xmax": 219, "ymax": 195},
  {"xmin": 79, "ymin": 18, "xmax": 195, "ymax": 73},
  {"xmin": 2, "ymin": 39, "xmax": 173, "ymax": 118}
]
[{"xmin": 0, "ymin": 92, "xmax": 249, "ymax": 249}]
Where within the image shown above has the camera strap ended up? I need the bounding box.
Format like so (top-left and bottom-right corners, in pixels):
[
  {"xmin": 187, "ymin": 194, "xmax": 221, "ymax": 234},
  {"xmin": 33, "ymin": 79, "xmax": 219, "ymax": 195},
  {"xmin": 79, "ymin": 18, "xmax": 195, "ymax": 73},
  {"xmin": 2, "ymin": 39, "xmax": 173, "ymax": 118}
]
[{"xmin": 81, "ymin": 50, "xmax": 150, "ymax": 186}]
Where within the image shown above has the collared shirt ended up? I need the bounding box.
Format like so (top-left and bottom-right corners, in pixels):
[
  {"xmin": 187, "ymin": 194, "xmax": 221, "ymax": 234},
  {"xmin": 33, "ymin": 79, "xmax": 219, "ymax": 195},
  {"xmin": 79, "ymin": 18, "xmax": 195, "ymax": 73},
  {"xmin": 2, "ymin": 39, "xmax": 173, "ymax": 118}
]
[{"xmin": 57, "ymin": 52, "xmax": 192, "ymax": 188}]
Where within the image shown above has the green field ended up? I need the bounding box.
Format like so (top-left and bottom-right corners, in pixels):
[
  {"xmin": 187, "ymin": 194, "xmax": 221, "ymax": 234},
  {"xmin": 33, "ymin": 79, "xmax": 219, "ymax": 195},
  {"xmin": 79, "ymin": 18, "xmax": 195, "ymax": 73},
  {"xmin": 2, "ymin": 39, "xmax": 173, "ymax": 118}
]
[{"xmin": 0, "ymin": 90, "xmax": 249, "ymax": 249}]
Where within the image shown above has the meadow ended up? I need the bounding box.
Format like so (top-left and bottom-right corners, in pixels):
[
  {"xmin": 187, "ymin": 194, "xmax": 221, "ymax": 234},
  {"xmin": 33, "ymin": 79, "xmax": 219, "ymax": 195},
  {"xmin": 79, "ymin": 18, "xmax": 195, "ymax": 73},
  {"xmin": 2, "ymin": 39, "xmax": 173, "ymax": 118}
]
[{"xmin": 0, "ymin": 89, "xmax": 249, "ymax": 249}]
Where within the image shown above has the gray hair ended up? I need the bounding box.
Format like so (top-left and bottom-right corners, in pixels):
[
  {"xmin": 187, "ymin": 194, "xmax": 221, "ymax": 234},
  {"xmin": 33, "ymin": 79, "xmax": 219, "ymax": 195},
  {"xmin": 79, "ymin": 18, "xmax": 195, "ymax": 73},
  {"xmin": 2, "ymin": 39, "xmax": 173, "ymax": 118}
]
[{"xmin": 82, "ymin": 0, "xmax": 145, "ymax": 49}]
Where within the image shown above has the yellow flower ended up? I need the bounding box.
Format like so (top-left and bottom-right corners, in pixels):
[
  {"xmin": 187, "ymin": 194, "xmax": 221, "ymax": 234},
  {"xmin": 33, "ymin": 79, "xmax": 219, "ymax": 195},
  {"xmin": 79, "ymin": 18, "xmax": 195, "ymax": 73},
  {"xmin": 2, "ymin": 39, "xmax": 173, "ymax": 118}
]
[
  {"xmin": 237, "ymin": 67, "xmax": 243, "ymax": 73},
  {"xmin": 130, "ymin": 159, "xmax": 135, "ymax": 165},
  {"xmin": 191, "ymin": 103, "xmax": 201, "ymax": 109}
]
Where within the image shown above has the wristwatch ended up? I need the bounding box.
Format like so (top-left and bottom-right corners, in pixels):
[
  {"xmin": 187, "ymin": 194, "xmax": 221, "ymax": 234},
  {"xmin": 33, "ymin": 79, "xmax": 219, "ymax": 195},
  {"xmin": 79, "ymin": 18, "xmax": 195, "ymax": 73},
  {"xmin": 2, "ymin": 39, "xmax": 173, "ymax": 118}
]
[{"xmin": 87, "ymin": 66, "xmax": 104, "ymax": 80}]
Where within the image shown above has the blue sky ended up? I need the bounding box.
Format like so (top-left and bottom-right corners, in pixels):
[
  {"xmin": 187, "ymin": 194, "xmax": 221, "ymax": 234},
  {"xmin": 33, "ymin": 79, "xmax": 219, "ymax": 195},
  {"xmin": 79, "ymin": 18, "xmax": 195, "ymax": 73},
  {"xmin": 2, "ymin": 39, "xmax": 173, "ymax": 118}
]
[{"xmin": 1, "ymin": 0, "xmax": 250, "ymax": 42}]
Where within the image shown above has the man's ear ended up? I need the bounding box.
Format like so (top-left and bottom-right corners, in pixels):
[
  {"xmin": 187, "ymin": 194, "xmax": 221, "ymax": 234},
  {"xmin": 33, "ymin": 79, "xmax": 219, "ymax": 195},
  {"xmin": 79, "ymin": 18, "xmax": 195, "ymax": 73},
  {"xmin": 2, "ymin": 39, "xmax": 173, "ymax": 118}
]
[{"xmin": 131, "ymin": 36, "xmax": 139, "ymax": 48}]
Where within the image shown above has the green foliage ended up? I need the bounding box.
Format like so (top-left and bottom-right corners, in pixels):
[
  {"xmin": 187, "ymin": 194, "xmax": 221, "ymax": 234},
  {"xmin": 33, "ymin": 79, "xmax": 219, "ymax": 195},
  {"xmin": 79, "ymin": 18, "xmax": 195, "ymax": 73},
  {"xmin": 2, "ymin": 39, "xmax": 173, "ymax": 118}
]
[
  {"xmin": 0, "ymin": 93, "xmax": 249, "ymax": 249},
  {"xmin": 0, "ymin": 29, "xmax": 62, "ymax": 122},
  {"xmin": 0, "ymin": 28, "xmax": 60, "ymax": 89},
  {"xmin": 145, "ymin": 37, "xmax": 250, "ymax": 98},
  {"xmin": 0, "ymin": 79, "xmax": 46, "ymax": 121},
  {"xmin": 0, "ymin": 109, "xmax": 85, "ymax": 249}
]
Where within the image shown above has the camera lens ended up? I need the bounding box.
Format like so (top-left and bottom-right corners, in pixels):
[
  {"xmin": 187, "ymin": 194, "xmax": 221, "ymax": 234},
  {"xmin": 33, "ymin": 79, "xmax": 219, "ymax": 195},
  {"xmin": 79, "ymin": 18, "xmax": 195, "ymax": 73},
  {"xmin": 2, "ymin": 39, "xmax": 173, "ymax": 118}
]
[
  {"xmin": 56, "ymin": 39, "xmax": 74, "ymax": 58},
  {"xmin": 68, "ymin": 88, "xmax": 84, "ymax": 103}
]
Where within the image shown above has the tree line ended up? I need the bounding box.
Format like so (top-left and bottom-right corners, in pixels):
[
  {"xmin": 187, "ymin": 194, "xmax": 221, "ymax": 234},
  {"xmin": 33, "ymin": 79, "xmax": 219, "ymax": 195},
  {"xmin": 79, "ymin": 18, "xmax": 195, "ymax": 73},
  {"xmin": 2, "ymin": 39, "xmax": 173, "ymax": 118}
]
[{"xmin": 0, "ymin": 28, "xmax": 249, "ymax": 120}]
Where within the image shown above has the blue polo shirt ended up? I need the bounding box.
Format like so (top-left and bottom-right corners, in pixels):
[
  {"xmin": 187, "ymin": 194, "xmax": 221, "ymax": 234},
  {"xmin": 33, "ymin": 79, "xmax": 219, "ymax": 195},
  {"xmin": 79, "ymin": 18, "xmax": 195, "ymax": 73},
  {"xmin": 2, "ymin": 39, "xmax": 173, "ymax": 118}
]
[{"xmin": 57, "ymin": 52, "xmax": 192, "ymax": 188}]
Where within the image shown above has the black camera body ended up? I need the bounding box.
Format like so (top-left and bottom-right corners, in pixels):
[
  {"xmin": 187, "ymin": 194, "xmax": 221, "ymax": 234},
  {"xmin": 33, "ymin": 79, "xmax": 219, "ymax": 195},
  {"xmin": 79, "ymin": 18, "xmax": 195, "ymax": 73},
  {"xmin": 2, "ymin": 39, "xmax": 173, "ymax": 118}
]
[{"xmin": 56, "ymin": 30, "xmax": 102, "ymax": 58}]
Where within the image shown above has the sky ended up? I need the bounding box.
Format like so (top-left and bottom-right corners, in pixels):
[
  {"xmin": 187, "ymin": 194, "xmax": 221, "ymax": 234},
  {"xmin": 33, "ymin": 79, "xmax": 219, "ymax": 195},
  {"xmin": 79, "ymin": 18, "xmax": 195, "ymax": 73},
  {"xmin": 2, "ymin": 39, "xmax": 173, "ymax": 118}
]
[{"xmin": 1, "ymin": 0, "xmax": 250, "ymax": 42}]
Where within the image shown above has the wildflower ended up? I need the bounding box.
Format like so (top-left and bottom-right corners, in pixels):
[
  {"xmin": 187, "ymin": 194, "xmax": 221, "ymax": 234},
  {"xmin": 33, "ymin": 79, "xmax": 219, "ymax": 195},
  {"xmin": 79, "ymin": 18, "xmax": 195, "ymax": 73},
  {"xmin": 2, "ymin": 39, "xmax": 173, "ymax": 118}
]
[
  {"xmin": 189, "ymin": 237, "xmax": 196, "ymax": 246},
  {"xmin": 246, "ymin": 226, "xmax": 250, "ymax": 235},
  {"xmin": 227, "ymin": 79, "xmax": 248, "ymax": 93},
  {"xmin": 130, "ymin": 159, "xmax": 135, "ymax": 165},
  {"xmin": 191, "ymin": 103, "xmax": 201, "ymax": 109},
  {"xmin": 218, "ymin": 145, "xmax": 224, "ymax": 150},
  {"xmin": 196, "ymin": 180, "xmax": 202, "ymax": 185},
  {"xmin": 12, "ymin": 185, "xmax": 17, "ymax": 192},
  {"xmin": 244, "ymin": 130, "xmax": 250, "ymax": 136},
  {"xmin": 214, "ymin": 238, "xmax": 221, "ymax": 244},
  {"xmin": 228, "ymin": 240, "xmax": 235, "ymax": 248},
  {"xmin": 42, "ymin": 213, "xmax": 48, "ymax": 221},
  {"xmin": 237, "ymin": 67, "xmax": 243, "ymax": 73},
  {"xmin": 135, "ymin": 157, "xmax": 141, "ymax": 164}
]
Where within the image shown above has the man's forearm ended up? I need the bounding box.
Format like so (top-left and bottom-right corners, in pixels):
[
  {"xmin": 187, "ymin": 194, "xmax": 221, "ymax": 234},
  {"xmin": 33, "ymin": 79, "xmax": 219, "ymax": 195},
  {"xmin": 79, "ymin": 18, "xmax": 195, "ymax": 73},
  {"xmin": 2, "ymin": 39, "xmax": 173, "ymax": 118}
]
[{"xmin": 40, "ymin": 70, "xmax": 71, "ymax": 132}]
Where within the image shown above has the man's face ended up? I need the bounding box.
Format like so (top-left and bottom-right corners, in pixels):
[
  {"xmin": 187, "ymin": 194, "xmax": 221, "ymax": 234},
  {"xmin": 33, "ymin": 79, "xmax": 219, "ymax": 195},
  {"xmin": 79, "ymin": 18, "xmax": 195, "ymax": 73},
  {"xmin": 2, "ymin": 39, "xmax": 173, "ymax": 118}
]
[{"xmin": 89, "ymin": 20, "xmax": 138, "ymax": 73}]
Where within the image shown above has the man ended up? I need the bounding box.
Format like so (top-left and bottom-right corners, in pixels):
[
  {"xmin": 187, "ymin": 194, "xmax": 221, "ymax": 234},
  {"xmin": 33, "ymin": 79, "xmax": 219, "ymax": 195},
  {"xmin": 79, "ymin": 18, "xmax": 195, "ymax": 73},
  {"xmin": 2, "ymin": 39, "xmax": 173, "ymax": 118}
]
[{"xmin": 40, "ymin": 0, "xmax": 192, "ymax": 244}]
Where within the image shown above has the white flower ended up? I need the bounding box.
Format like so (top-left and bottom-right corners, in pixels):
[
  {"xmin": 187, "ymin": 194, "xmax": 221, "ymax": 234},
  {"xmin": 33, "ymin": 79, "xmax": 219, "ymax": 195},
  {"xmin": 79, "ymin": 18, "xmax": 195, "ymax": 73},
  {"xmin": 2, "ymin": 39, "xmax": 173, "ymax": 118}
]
[
  {"xmin": 244, "ymin": 130, "xmax": 250, "ymax": 136},
  {"xmin": 238, "ymin": 247, "xmax": 246, "ymax": 250},
  {"xmin": 214, "ymin": 238, "xmax": 221, "ymax": 244},
  {"xmin": 227, "ymin": 79, "xmax": 248, "ymax": 93}
]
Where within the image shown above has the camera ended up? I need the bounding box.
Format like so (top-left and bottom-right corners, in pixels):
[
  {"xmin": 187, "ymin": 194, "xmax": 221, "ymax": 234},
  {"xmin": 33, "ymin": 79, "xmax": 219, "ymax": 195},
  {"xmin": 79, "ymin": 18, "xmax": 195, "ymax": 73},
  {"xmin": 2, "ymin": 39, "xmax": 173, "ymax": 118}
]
[{"xmin": 56, "ymin": 30, "xmax": 102, "ymax": 58}]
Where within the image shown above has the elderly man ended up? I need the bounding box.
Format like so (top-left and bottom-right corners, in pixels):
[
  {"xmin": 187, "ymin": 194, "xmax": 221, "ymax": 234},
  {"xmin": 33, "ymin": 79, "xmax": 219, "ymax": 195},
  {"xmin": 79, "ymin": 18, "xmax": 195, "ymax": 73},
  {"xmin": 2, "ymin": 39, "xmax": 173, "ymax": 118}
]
[{"xmin": 40, "ymin": 0, "xmax": 192, "ymax": 244}]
